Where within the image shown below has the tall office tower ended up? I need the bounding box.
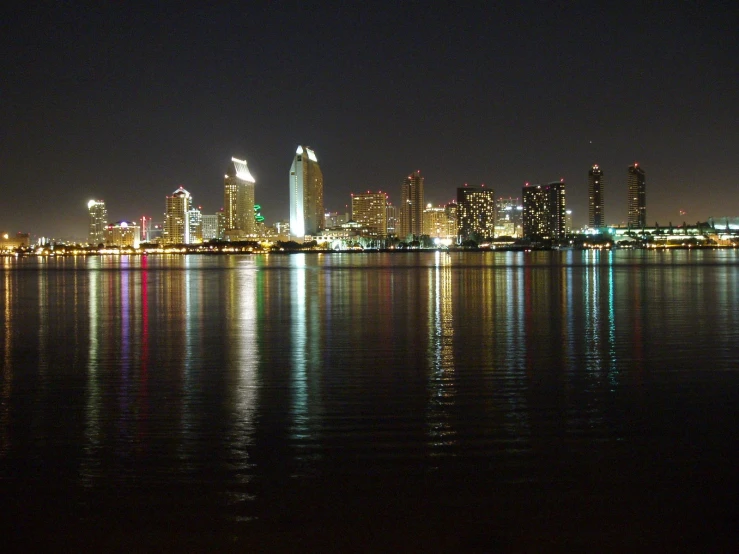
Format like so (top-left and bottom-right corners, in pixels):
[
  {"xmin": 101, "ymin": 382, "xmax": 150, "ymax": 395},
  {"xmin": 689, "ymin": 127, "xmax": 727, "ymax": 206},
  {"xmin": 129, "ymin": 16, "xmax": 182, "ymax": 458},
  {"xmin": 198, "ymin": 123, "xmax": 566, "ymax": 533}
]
[
  {"xmin": 87, "ymin": 199, "xmax": 107, "ymax": 246},
  {"xmin": 351, "ymin": 192, "xmax": 388, "ymax": 237},
  {"xmin": 399, "ymin": 170, "xmax": 424, "ymax": 239},
  {"xmin": 495, "ymin": 197, "xmax": 524, "ymax": 238},
  {"xmin": 188, "ymin": 207, "xmax": 203, "ymax": 244},
  {"xmin": 224, "ymin": 157, "xmax": 256, "ymax": 239},
  {"xmin": 445, "ymin": 202, "xmax": 458, "ymax": 238},
  {"xmin": 216, "ymin": 208, "xmax": 226, "ymax": 240},
  {"xmin": 290, "ymin": 146, "xmax": 324, "ymax": 238},
  {"xmin": 457, "ymin": 185, "xmax": 496, "ymax": 241},
  {"xmin": 627, "ymin": 163, "xmax": 646, "ymax": 228},
  {"xmin": 386, "ymin": 203, "xmax": 398, "ymax": 236},
  {"xmin": 201, "ymin": 214, "xmax": 219, "ymax": 241},
  {"xmin": 588, "ymin": 164, "xmax": 605, "ymax": 228},
  {"xmin": 164, "ymin": 186, "xmax": 191, "ymax": 244},
  {"xmin": 522, "ymin": 181, "xmax": 567, "ymax": 239}
]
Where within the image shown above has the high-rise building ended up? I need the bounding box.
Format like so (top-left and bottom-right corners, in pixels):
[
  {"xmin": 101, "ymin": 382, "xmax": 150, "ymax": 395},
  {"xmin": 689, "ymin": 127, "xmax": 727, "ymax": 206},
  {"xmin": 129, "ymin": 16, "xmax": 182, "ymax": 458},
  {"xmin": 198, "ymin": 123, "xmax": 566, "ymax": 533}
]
[
  {"xmin": 216, "ymin": 208, "xmax": 226, "ymax": 240},
  {"xmin": 495, "ymin": 197, "xmax": 523, "ymax": 238},
  {"xmin": 457, "ymin": 185, "xmax": 496, "ymax": 241},
  {"xmin": 201, "ymin": 214, "xmax": 219, "ymax": 241},
  {"xmin": 386, "ymin": 203, "xmax": 398, "ymax": 236},
  {"xmin": 104, "ymin": 221, "xmax": 140, "ymax": 248},
  {"xmin": 399, "ymin": 170, "xmax": 424, "ymax": 239},
  {"xmin": 87, "ymin": 199, "xmax": 107, "ymax": 246},
  {"xmin": 290, "ymin": 146, "xmax": 324, "ymax": 238},
  {"xmin": 164, "ymin": 186, "xmax": 191, "ymax": 244},
  {"xmin": 445, "ymin": 202, "xmax": 458, "ymax": 238},
  {"xmin": 188, "ymin": 207, "xmax": 203, "ymax": 244},
  {"xmin": 522, "ymin": 181, "xmax": 567, "ymax": 239},
  {"xmin": 627, "ymin": 163, "xmax": 646, "ymax": 228},
  {"xmin": 588, "ymin": 164, "xmax": 605, "ymax": 228},
  {"xmin": 224, "ymin": 157, "xmax": 256, "ymax": 240},
  {"xmin": 423, "ymin": 204, "xmax": 457, "ymax": 240},
  {"xmin": 351, "ymin": 192, "xmax": 388, "ymax": 237}
]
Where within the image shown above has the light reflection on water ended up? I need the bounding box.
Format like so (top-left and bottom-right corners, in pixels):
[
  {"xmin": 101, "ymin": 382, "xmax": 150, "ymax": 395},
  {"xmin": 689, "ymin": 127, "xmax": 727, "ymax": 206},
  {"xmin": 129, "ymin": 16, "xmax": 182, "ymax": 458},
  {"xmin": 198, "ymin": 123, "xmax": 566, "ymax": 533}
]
[{"xmin": 0, "ymin": 251, "xmax": 738, "ymax": 547}]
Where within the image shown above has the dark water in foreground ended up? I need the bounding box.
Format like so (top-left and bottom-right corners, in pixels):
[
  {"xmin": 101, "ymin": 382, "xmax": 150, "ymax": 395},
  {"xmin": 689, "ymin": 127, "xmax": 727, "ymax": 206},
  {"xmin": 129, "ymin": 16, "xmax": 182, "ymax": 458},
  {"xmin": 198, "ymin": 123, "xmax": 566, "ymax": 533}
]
[{"xmin": 1, "ymin": 251, "xmax": 738, "ymax": 551}]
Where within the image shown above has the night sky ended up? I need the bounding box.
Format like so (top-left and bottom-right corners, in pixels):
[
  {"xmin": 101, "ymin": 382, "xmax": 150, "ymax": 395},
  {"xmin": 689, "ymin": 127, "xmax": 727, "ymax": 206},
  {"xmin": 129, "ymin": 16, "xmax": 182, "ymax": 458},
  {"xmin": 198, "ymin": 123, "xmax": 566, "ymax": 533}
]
[{"xmin": 2, "ymin": 2, "xmax": 737, "ymax": 238}]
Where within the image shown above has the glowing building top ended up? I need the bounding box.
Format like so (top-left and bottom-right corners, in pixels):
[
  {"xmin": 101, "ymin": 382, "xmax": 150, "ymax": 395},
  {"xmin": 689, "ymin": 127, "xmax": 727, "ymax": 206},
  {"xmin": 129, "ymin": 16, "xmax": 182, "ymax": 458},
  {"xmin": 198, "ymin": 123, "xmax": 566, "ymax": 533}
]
[
  {"xmin": 224, "ymin": 157, "xmax": 256, "ymax": 238},
  {"xmin": 87, "ymin": 199, "xmax": 107, "ymax": 246},
  {"xmin": 230, "ymin": 157, "xmax": 255, "ymax": 183}
]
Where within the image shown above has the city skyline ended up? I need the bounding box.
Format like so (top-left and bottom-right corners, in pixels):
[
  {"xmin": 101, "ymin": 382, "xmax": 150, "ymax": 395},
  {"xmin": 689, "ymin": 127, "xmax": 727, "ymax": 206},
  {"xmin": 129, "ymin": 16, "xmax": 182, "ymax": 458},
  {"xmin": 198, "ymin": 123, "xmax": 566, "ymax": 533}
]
[{"xmin": 1, "ymin": 3, "xmax": 737, "ymax": 236}]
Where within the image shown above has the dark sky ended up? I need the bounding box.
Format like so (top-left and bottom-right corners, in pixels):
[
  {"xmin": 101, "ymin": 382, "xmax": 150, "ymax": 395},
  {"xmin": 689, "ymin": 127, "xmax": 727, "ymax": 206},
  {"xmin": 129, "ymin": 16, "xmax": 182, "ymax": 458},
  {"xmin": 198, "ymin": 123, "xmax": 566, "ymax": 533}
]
[{"xmin": 1, "ymin": 1, "xmax": 737, "ymax": 238}]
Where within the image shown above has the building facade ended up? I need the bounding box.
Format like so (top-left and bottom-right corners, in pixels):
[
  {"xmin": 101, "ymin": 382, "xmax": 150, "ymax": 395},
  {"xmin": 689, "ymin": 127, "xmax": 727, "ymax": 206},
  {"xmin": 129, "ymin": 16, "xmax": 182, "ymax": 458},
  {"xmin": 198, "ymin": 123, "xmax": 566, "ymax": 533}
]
[
  {"xmin": 457, "ymin": 185, "xmax": 496, "ymax": 241},
  {"xmin": 627, "ymin": 163, "xmax": 646, "ymax": 228},
  {"xmin": 224, "ymin": 157, "xmax": 256, "ymax": 240},
  {"xmin": 0, "ymin": 232, "xmax": 31, "ymax": 251},
  {"xmin": 423, "ymin": 204, "xmax": 457, "ymax": 240},
  {"xmin": 164, "ymin": 186, "xmax": 191, "ymax": 244},
  {"xmin": 87, "ymin": 199, "xmax": 107, "ymax": 246},
  {"xmin": 351, "ymin": 192, "xmax": 388, "ymax": 237},
  {"xmin": 495, "ymin": 197, "xmax": 523, "ymax": 238},
  {"xmin": 201, "ymin": 214, "xmax": 219, "ymax": 241},
  {"xmin": 386, "ymin": 203, "xmax": 398, "ymax": 236},
  {"xmin": 290, "ymin": 146, "xmax": 324, "ymax": 238},
  {"xmin": 104, "ymin": 221, "xmax": 141, "ymax": 248},
  {"xmin": 588, "ymin": 164, "xmax": 605, "ymax": 228},
  {"xmin": 522, "ymin": 181, "xmax": 567, "ymax": 239},
  {"xmin": 399, "ymin": 170, "xmax": 424, "ymax": 239},
  {"xmin": 188, "ymin": 207, "xmax": 202, "ymax": 244}
]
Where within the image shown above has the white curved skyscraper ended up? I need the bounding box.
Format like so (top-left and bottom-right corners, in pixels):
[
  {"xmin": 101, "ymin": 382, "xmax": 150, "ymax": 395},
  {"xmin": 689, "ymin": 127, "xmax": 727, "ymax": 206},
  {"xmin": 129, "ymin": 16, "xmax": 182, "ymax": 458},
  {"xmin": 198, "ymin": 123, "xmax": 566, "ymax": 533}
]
[{"xmin": 290, "ymin": 146, "xmax": 324, "ymax": 238}]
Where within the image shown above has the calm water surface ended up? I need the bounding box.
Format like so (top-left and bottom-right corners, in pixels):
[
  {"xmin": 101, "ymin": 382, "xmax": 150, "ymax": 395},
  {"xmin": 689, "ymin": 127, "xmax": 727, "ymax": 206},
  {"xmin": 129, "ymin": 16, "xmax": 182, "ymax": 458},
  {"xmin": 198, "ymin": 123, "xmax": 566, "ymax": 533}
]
[{"xmin": 1, "ymin": 251, "xmax": 738, "ymax": 551}]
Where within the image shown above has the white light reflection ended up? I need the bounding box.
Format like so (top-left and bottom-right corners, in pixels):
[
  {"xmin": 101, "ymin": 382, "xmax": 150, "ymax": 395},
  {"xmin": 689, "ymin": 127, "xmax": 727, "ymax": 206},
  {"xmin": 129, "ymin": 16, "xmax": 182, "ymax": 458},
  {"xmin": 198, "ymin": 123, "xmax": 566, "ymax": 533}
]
[
  {"xmin": 426, "ymin": 251, "xmax": 456, "ymax": 456},
  {"xmin": 290, "ymin": 254, "xmax": 309, "ymax": 442},
  {"xmin": 38, "ymin": 260, "xmax": 48, "ymax": 389},
  {"xmin": 503, "ymin": 252, "xmax": 530, "ymax": 447},
  {"xmin": 81, "ymin": 257, "xmax": 102, "ymax": 486},
  {"xmin": 607, "ymin": 251, "xmax": 618, "ymax": 388},
  {"xmin": 231, "ymin": 258, "xmax": 259, "ymax": 478},
  {"xmin": 1, "ymin": 266, "xmax": 13, "ymax": 456}
]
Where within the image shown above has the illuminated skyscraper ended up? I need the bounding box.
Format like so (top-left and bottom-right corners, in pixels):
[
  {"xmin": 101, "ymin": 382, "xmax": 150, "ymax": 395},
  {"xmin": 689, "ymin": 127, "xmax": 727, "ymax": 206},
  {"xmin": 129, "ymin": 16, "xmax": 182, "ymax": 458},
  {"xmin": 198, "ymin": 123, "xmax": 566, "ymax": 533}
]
[
  {"xmin": 588, "ymin": 164, "xmax": 605, "ymax": 228},
  {"xmin": 104, "ymin": 221, "xmax": 140, "ymax": 248},
  {"xmin": 522, "ymin": 181, "xmax": 567, "ymax": 239},
  {"xmin": 290, "ymin": 146, "xmax": 324, "ymax": 238},
  {"xmin": 351, "ymin": 192, "xmax": 388, "ymax": 237},
  {"xmin": 164, "ymin": 186, "xmax": 191, "ymax": 244},
  {"xmin": 423, "ymin": 204, "xmax": 457, "ymax": 240},
  {"xmin": 188, "ymin": 207, "xmax": 203, "ymax": 244},
  {"xmin": 399, "ymin": 170, "xmax": 424, "ymax": 239},
  {"xmin": 87, "ymin": 199, "xmax": 107, "ymax": 246},
  {"xmin": 457, "ymin": 185, "xmax": 496, "ymax": 241},
  {"xmin": 224, "ymin": 157, "xmax": 256, "ymax": 239},
  {"xmin": 495, "ymin": 197, "xmax": 523, "ymax": 238},
  {"xmin": 386, "ymin": 203, "xmax": 398, "ymax": 236},
  {"xmin": 201, "ymin": 214, "xmax": 219, "ymax": 241},
  {"xmin": 627, "ymin": 163, "xmax": 646, "ymax": 228}
]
